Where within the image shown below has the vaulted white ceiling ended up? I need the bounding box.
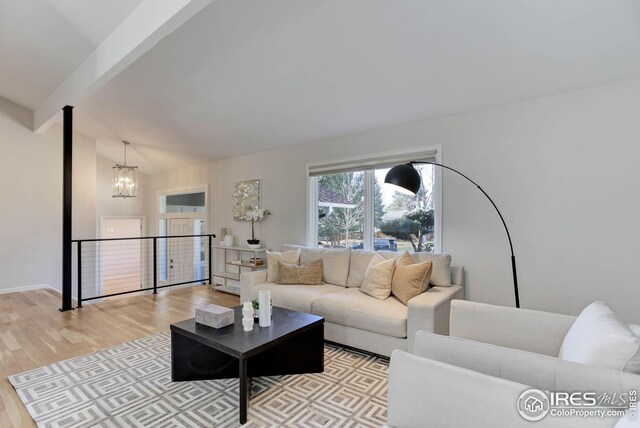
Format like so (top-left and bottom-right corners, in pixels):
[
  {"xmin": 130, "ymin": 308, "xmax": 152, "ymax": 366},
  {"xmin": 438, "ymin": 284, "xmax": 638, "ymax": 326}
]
[
  {"xmin": 3, "ymin": 1, "xmax": 640, "ymax": 174},
  {"xmin": 0, "ymin": 0, "xmax": 143, "ymax": 110}
]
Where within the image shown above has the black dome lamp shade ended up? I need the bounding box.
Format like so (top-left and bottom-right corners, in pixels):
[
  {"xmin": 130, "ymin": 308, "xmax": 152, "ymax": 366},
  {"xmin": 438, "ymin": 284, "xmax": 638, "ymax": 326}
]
[
  {"xmin": 384, "ymin": 163, "xmax": 422, "ymax": 194},
  {"xmin": 384, "ymin": 160, "xmax": 520, "ymax": 308}
]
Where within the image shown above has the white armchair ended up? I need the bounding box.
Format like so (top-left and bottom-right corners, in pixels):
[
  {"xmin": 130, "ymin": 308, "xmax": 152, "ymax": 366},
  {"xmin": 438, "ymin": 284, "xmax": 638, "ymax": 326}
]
[{"xmin": 386, "ymin": 301, "xmax": 640, "ymax": 428}]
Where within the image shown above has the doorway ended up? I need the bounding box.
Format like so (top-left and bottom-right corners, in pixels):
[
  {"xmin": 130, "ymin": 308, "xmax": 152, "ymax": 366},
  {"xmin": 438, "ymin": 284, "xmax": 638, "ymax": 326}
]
[
  {"xmin": 157, "ymin": 186, "xmax": 209, "ymax": 286},
  {"xmin": 100, "ymin": 217, "xmax": 143, "ymax": 297},
  {"xmin": 168, "ymin": 218, "xmax": 194, "ymax": 284}
]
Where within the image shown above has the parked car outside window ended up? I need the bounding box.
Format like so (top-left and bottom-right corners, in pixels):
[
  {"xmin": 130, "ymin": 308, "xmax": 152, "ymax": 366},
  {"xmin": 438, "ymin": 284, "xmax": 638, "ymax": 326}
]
[{"xmin": 351, "ymin": 238, "xmax": 397, "ymax": 252}]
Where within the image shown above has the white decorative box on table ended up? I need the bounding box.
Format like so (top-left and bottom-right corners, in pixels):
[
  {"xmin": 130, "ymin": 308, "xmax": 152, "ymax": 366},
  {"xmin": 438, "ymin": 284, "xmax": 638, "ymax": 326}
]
[{"xmin": 195, "ymin": 304, "xmax": 234, "ymax": 329}]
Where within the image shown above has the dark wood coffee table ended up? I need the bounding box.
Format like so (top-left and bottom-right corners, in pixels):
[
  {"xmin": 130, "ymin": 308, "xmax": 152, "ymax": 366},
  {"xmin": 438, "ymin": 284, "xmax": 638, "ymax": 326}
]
[{"xmin": 170, "ymin": 306, "xmax": 324, "ymax": 424}]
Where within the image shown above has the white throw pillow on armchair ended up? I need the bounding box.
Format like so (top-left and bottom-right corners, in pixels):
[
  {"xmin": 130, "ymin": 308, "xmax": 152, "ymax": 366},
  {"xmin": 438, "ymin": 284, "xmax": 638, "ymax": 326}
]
[{"xmin": 559, "ymin": 302, "xmax": 640, "ymax": 373}]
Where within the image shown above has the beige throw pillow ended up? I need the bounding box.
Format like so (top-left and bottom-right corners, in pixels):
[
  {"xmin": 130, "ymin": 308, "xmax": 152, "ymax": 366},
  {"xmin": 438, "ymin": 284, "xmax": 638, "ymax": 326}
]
[
  {"xmin": 266, "ymin": 249, "xmax": 301, "ymax": 282},
  {"xmin": 392, "ymin": 252, "xmax": 433, "ymax": 305},
  {"xmin": 396, "ymin": 251, "xmax": 414, "ymax": 268},
  {"xmin": 276, "ymin": 259, "xmax": 324, "ymax": 285},
  {"xmin": 360, "ymin": 254, "xmax": 395, "ymax": 300},
  {"xmin": 378, "ymin": 251, "xmax": 452, "ymax": 286}
]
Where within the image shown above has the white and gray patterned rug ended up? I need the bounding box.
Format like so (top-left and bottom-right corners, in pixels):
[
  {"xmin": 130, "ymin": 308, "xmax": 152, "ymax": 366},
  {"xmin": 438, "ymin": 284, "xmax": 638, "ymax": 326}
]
[{"xmin": 9, "ymin": 333, "xmax": 388, "ymax": 427}]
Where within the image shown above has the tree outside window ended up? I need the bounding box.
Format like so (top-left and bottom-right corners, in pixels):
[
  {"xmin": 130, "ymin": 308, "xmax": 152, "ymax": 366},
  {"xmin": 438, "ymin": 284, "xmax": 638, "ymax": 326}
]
[{"xmin": 315, "ymin": 164, "xmax": 435, "ymax": 252}]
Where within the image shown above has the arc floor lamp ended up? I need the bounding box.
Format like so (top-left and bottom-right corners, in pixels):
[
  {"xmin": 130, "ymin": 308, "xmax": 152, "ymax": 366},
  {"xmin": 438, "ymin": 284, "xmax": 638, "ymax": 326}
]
[{"xmin": 384, "ymin": 161, "xmax": 520, "ymax": 308}]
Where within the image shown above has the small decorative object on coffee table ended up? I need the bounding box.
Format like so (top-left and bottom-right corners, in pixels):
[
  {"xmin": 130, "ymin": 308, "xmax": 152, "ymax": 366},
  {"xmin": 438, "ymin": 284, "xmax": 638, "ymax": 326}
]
[
  {"xmin": 171, "ymin": 306, "xmax": 324, "ymax": 424},
  {"xmin": 258, "ymin": 290, "xmax": 271, "ymax": 327},
  {"xmin": 245, "ymin": 207, "xmax": 270, "ymax": 248},
  {"xmin": 242, "ymin": 302, "xmax": 254, "ymax": 331},
  {"xmin": 195, "ymin": 304, "xmax": 234, "ymax": 329},
  {"xmin": 251, "ymin": 298, "xmax": 272, "ymax": 319}
]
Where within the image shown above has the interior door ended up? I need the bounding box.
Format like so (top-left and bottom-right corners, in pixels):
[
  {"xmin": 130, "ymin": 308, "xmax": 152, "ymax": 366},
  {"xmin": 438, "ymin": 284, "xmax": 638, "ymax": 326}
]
[{"xmin": 169, "ymin": 218, "xmax": 194, "ymax": 284}]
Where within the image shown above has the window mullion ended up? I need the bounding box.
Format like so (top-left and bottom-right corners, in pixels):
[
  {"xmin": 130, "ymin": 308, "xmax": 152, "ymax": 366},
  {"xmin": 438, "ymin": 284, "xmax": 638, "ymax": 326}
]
[
  {"xmin": 363, "ymin": 170, "xmax": 374, "ymax": 251},
  {"xmin": 306, "ymin": 176, "xmax": 319, "ymax": 247}
]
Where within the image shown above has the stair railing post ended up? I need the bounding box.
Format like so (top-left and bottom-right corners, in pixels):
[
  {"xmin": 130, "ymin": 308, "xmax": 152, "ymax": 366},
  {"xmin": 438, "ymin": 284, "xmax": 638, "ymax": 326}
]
[
  {"xmin": 77, "ymin": 241, "xmax": 82, "ymax": 307},
  {"xmin": 153, "ymin": 237, "xmax": 158, "ymax": 294},
  {"xmin": 208, "ymin": 235, "xmax": 213, "ymax": 285}
]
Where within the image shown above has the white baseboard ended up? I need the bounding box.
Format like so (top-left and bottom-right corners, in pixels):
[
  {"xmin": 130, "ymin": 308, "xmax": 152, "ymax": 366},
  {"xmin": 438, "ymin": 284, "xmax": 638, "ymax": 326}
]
[{"xmin": 0, "ymin": 283, "xmax": 60, "ymax": 295}]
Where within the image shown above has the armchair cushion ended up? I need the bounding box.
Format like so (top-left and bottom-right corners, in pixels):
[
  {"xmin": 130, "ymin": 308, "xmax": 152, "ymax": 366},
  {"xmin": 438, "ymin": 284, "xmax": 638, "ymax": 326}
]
[{"xmin": 559, "ymin": 302, "xmax": 640, "ymax": 373}]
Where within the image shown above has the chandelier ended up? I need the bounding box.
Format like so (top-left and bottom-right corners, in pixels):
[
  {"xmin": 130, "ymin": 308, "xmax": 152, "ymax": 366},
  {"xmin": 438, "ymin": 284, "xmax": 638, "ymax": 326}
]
[{"xmin": 112, "ymin": 141, "xmax": 138, "ymax": 198}]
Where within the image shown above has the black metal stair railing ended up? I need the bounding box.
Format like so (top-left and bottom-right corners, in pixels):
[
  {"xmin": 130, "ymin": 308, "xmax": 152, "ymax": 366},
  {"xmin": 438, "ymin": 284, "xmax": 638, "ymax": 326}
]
[{"xmin": 72, "ymin": 234, "xmax": 215, "ymax": 308}]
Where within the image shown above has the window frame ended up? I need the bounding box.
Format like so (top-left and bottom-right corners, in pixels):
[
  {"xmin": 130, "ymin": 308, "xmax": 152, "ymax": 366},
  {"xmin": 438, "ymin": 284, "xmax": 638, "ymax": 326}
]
[{"xmin": 306, "ymin": 146, "xmax": 442, "ymax": 252}]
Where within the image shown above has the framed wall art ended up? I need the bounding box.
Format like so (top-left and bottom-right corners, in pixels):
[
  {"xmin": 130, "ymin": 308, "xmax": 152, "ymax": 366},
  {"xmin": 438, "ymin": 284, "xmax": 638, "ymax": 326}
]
[{"xmin": 232, "ymin": 179, "xmax": 260, "ymax": 221}]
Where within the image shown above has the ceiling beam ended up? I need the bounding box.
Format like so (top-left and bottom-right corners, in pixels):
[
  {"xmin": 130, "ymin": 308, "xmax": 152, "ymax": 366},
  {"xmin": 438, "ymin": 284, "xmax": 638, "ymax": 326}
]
[{"xmin": 33, "ymin": 0, "xmax": 211, "ymax": 133}]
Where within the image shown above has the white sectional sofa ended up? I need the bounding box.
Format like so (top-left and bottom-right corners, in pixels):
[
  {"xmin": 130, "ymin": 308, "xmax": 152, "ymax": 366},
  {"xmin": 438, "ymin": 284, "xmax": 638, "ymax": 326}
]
[{"xmin": 239, "ymin": 246, "xmax": 464, "ymax": 357}]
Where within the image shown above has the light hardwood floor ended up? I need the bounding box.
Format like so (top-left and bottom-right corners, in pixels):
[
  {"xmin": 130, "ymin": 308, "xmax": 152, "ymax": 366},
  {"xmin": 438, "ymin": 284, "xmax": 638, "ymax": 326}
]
[{"xmin": 0, "ymin": 286, "xmax": 239, "ymax": 427}]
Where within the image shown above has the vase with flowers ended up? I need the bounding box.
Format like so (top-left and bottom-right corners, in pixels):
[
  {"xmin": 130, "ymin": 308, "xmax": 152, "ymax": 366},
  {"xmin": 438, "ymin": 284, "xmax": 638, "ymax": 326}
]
[{"xmin": 245, "ymin": 207, "xmax": 270, "ymax": 249}]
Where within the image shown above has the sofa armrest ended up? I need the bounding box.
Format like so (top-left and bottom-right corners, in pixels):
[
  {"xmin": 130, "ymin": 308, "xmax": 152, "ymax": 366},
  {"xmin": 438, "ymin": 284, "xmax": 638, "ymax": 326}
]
[
  {"xmin": 450, "ymin": 300, "xmax": 576, "ymax": 356},
  {"xmin": 389, "ymin": 350, "xmax": 621, "ymax": 428},
  {"xmin": 413, "ymin": 331, "xmax": 640, "ymax": 395},
  {"xmin": 406, "ymin": 285, "xmax": 463, "ymax": 352},
  {"xmin": 388, "ymin": 350, "xmax": 532, "ymax": 428},
  {"xmin": 239, "ymin": 270, "xmax": 268, "ymax": 301}
]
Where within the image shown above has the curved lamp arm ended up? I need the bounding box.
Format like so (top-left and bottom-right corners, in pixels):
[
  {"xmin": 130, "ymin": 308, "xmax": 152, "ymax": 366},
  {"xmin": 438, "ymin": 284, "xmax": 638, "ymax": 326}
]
[{"xmin": 411, "ymin": 161, "xmax": 519, "ymax": 308}]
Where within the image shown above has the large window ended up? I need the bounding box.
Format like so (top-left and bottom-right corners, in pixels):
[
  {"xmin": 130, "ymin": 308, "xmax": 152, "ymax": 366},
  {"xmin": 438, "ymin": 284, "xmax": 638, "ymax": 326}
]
[{"xmin": 308, "ymin": 149, "xmax": 440, "ymax": 253}]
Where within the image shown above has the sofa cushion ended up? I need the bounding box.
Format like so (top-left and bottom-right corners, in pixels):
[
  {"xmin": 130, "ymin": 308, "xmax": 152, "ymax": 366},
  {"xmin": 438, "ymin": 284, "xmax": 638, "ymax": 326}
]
[
  {"xmin": 312, "ymin": 288, "xmax": 408, "ymax": 338},
  {"xmin": 360, "ymin": 255, "xmax": 395, "ymax": 300},
  {"xmin": 346, "ymin": 250, "xmax": 377, "ymax": 288},
  {"xmin": 559, "ymin": 302, "xmax": 640, "ymax": 373},
  {"xmin": 277, "ymin": 260, "xmax": 323, "ymax": 285},
  {"xmin": 379, "ymin": 251, "xmax": 452, "ymax": 286},
  {"xmin": 266, "ymin": 249, "xmax": 300, "ymax": 282},
  {"xmin": 249, "ymin": 282, "xmax": 344, "ymax": 313},
  {"xmin": 300, "ymin": 247, "xmax": 351, "ymax": 287}
]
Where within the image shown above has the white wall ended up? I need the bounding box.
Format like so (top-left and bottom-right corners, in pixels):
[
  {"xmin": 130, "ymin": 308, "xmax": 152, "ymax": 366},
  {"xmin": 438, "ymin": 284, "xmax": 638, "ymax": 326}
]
[
  {"xmin": 148, "ymin": 78, "xmax": 640, "ymax": 322},
  {"xmin": 0, "ymin": 98, "xmax": 62, "ymax": 292}
]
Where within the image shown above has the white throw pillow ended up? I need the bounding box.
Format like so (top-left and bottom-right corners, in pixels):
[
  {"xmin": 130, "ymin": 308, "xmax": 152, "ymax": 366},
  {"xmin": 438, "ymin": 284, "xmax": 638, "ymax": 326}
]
[
  {"xmin": 558, "ymin": 302, "xmax": 640, "ymax": 373},
  {"xmin": 359, "ymin": 254, "xmax": 395, "ymax": 300},
  {"xmin": 629, "ymin": 324, "xmax": 640, "ymax": 337},
  {"xmin": 378, "ymin": 251, "xmax": 452, "ymax": 286},
  {"xmin": 266, "ymin": 249, "xmax": 300, "ymax": 282},
  {"xmin": 346, "ymin": 250, "xmax": 377, "ymax": 288}
]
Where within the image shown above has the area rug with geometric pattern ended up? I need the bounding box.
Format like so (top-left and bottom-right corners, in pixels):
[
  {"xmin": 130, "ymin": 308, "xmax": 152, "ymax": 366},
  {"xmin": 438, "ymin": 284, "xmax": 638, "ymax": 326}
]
[{"xmin": 9, "ymin": 332, "xmax": 388, "ymax": 427}]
